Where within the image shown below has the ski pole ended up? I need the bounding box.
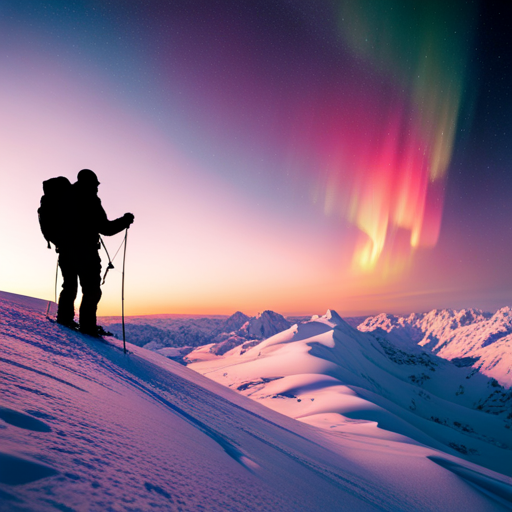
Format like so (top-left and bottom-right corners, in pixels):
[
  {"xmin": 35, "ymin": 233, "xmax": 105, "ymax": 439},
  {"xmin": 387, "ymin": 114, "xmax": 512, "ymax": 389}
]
[
  {"xmin": 100, "ymin": 236, "xmax": 115, "ymax": 285},
  {"xmin": 54, "ymin": 258, "xmax": 59, "ymax": 311},
  {"xmin": 121, "ymin": 228, "xmax": 128, "ymax": 354}
]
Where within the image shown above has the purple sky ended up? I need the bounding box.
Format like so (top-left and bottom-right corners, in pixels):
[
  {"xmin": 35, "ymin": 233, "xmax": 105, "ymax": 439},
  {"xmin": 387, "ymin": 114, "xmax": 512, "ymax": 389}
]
[{"xmin": 1, "ymin": 0, "xmax": 511, "ymax": 316}]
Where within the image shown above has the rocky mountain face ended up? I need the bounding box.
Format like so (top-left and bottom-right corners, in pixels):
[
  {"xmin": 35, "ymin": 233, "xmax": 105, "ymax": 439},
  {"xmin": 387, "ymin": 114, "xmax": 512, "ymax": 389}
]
[
  {"xmin": 217, "ymin": 311, "xmax": 250, "ymax": 335},
  {"xmin": 102, "ymin": 310, "xmax": 292, "ymax": 358},
  {"xmin": 209, "ymin": 311, "xmax": 292, "ymax": 356},
  {"xmin": 359, "ymin": 308, "xmax": 512, "ymax": 387},
  {"xmin": 238, "ymin": 310, "xmax": 292, "ymax": 339}
]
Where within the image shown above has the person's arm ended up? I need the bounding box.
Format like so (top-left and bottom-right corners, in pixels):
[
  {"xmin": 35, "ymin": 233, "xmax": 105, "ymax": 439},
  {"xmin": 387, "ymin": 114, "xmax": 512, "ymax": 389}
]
[{"xmin": 97, "ymin": 200, "xmax": 134, "ymax": 236}]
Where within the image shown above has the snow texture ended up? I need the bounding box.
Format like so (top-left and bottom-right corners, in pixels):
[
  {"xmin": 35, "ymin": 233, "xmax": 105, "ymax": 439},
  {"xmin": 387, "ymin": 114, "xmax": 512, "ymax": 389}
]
[
  {"xmin": 2, "ymin": 292, "xmax": 512, "ymax": 511},
  {"xmin": 188, "ymin": 311, "xmax": 512, "ymax": 477}
]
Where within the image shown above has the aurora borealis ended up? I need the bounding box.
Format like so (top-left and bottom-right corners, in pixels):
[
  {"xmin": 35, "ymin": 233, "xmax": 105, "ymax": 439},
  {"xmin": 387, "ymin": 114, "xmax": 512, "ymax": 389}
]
[{"xmin": 1, "ymin": 0, "xmax": 511, "ymax": 316}]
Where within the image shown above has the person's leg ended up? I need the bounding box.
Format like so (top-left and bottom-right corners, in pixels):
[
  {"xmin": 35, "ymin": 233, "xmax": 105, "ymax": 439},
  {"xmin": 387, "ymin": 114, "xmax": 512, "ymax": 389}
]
[
  {"xmin": 78, "ymin": 250, "xmax": 102, "ymax": 334},
  {"xmin": 56, "ymin": 251, "xmax": 78, "ymax": 326}
]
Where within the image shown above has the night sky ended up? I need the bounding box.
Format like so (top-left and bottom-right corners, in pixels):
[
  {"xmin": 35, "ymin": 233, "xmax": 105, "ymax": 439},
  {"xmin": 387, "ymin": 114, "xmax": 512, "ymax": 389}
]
[{"xmin": 1, "ymin": 0, "xmax": 511, "ymax": 316}]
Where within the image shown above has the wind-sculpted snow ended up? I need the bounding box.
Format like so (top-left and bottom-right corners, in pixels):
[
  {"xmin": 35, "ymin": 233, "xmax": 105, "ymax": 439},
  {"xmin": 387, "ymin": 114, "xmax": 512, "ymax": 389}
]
[
  {"xmin": 188, "ymin": 312, "xmax": 512, "ymax": 478},
  {"xmin": 359, "ymin": 307, "xmax": 512, "ymax": 387},
  {"xmin": 2, "ymin": 295, "xmax": 512, "ymax": 510}
]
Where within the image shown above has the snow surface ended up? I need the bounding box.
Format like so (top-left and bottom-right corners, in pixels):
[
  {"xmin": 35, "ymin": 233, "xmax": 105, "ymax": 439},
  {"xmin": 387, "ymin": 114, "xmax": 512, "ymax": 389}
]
[
  {"xmin": 187, "ymin": 312, "xmax": 512, "ymax": 478},
  {"xmin": 2, "ymin": 293, "xmax": 512, "ymax": 511},
  {"xmin": 359, "ymin": 308, "xmax": 512, "ymax": 387}
]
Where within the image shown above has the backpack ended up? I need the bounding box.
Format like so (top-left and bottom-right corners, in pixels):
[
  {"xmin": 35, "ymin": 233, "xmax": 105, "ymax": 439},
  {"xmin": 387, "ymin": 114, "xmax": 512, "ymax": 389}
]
[{"xmin": 38, "ymin": 177, "xmax": 72, "ymax": 250}]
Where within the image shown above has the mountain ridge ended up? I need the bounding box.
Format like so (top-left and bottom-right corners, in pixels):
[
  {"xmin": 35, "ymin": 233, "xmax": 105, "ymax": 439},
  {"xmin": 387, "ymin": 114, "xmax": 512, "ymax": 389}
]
[
  {"xmin": 359, "ymin": 307, "xmax": 512, "ymax": 387},
  {"xmin": 188, "ymin": 310, "xmax": 512, "ymax": 476}
]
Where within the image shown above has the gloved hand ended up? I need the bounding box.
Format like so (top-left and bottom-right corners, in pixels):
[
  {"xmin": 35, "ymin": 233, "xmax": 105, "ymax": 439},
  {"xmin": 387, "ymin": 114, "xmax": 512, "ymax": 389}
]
[{"xmin": 123, "ymin": 213, "xmax": 135, "ymax": 228}]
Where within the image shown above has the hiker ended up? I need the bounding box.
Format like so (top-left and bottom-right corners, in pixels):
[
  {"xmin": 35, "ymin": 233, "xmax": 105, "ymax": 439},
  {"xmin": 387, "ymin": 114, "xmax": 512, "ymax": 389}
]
[{"xmin": 55, "ymin": 169, "xmax": 134, "ymax": 336}]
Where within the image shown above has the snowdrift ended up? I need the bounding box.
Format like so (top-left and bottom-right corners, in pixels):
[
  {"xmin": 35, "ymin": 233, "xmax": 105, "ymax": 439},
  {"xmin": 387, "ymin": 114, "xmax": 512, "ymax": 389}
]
[
  {"xmin": 188, "ymin": 311, "xmax": 512, "ymax": 477},
  {"xmin": 1, "ymin": 292, "xmax": 512, "ymax": 511}
]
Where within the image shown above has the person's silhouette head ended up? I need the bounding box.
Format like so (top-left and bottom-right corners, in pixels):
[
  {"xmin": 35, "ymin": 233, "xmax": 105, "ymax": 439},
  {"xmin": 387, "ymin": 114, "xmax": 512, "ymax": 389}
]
[{"xmin": 77, "ymin": 169, "xmax": 100, "ymax": 194}]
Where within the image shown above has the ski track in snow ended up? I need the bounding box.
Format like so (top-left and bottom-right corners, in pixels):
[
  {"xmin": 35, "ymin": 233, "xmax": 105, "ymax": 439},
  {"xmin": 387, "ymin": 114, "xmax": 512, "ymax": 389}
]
[
  {"xmin": 0, "ymin": 298, "xmax": 388, "ymax": 511},
  {"xmin": 1, "ymin": 295, "xmax": 512, "ymax": 511}
]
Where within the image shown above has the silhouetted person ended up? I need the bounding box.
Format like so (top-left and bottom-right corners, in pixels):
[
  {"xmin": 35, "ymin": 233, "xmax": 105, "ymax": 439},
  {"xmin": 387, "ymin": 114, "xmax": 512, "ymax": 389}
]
[{"xmin": 57, "ymin": 169, "xmax": 134, "ymax": 336}]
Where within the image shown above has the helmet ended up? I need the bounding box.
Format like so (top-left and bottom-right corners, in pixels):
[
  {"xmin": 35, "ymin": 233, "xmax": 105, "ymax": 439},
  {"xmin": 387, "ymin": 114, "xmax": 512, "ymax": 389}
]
[{"xmin": 77, "ymin": 169, "xmax": 100, "ymax": 185}]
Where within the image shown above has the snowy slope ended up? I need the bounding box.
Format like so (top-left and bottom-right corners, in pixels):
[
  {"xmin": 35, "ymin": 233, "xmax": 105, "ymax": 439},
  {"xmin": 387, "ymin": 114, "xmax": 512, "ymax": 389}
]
[
  {"xmin": 2, "ymin": 295, "xmax": 512, "ymax": 511},
  {"xmin": 359, "ymin": 308, "xmax": 512, "ymax": 387},
  {"xmin": 188, "ymin": 311, "xmax": 512, "ymax": 477}
]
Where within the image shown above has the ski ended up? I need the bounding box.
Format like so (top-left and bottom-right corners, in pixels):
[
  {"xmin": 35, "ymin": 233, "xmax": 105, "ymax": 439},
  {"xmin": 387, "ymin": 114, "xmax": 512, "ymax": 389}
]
[
  {"xmin": 47, "ymin": 317, "xmax": 79, "ymax": 332},
  {"xmin": 48, "ymin": 317, "xmax": 131, "ymax": 354}
]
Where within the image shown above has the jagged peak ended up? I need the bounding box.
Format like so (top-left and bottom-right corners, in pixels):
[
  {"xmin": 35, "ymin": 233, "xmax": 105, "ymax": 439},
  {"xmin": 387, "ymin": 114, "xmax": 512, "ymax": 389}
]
[
  {"xmin": 236, "ymin": 310, "xmax": 291, "ymax": 340},
  {"xmin": 229, "ymin": 311, "xmax": 249, "ymax": 318},
  {"xmin": 225, "ymin": 311, "xmax": 250, "ymax": 323},
  {"xmin": 325, "ymin": 309, "xmax": 344, "ymax": 324},
  {"xmin": 259, "ymin": 310, "xmax": 286, "ymax": 319},
  {"xmin": 489, "ymin": 306, "xmax": 512, "ymax": 325},
  {"xmin": 493, "ymin": 306, "xmax": 512, "ymax": 316}
]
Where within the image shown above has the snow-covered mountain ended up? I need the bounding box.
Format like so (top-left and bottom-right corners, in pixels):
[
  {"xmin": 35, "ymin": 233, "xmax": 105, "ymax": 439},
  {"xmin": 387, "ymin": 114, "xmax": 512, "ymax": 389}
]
[
  {"xmin": 99, "ymin": 314, "xmax": 226, "ymax": 348},
  {"xmin": 101, "ymin": 309, "xmax": 292, "ymax": 359},
  {"xmin": 238, "ymin": 310, "xmax": 291, "ymax": 339},
  {"xmin": 2, "ymin": 292, "xmax": 512, "ymax": 511},
  {"xmin": 208, "ymin": 311, "xmax": 292, "ymax": 356},
  {"xmin": 359, "ymin": 308, "xmax": 512, "ymax": 387},
  {"xmin": 100, "ymin": 310, "xmax": 288, "ymax": 348},
  {"xmin": 188, "ymin": 310, "xmax": 512, "ymax": 477},
  {"xmin": 219, "ymin": 310, "xmax": 250, "ymax": 334}
]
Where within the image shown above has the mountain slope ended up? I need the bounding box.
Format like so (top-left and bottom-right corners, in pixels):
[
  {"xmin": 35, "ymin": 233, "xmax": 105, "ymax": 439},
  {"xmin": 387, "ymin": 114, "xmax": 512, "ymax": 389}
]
[
  {"xmin": 188, "ymin": 312, "xmax": 512, "ymax": 477},
  {"xmin": 2, "ymin": 294, "xmax": 512, "ymax": 511}
]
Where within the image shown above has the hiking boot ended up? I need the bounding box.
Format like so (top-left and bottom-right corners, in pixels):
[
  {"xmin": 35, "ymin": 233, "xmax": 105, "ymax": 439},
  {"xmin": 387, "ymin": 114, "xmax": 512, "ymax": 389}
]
[
  {"xmin": 79, "ymin": 325, "xmax": 113, "ymax": 338},
  {"xmin": 97, "ymin": 325, "xmax": 113, "ymax": 337},
  {"xmin": 79, "ymin": 325, "xmax": 102, "ymax": 338},
  {"xmin": 57, "ymin": 319, "xmax": 80, "ymax": 331}
]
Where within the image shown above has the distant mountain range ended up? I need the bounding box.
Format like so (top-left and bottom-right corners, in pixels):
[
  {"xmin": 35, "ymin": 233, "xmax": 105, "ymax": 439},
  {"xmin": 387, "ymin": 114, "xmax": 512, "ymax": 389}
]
[
  {"xmin": 187, "ymin": 310, "xmax": 512, "ymax": 476},
  {"xmin": 359, "ymin": 308, "xmax": 512, "ymax": 388},
  {"xmin": 102, "ymin": 306, "xmax": 512, "ymax": 388},
  {"xmin": 101, "ymin": 310, "xmax": 292, "ymax": 357},
  {"xmin": 139, "ymin": 305, "xmax": 512, "ymax": 475},
  {"xmin": 209, "ymin": 311, "xmax": 292, "ymax": 356}
]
